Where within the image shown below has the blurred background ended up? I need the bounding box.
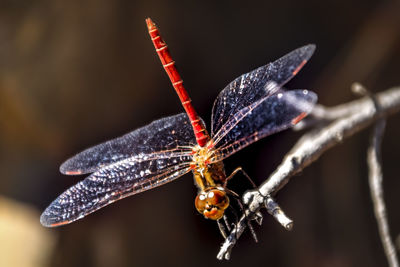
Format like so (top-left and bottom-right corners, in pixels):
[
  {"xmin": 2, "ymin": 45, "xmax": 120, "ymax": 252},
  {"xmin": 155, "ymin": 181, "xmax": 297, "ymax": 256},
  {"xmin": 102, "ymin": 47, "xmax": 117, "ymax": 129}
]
[{"xmin": 0, "ymin": 0, "xmax": 399, "ymax": 266}]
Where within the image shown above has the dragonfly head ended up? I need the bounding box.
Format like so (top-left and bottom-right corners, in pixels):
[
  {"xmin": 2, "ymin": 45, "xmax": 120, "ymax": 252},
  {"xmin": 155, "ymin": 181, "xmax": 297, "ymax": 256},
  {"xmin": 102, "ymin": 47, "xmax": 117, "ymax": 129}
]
[{"xmin": 195, "ymin": 187, "xmax": 229, "ymax": 220}]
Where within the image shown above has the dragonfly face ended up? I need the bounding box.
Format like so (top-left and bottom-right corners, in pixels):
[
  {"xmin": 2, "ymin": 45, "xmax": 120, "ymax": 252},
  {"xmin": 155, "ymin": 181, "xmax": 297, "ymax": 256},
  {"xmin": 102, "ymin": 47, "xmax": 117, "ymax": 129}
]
[{"xmin": 195, "ymin": 187, "xmax": 229, "ymax": 220}]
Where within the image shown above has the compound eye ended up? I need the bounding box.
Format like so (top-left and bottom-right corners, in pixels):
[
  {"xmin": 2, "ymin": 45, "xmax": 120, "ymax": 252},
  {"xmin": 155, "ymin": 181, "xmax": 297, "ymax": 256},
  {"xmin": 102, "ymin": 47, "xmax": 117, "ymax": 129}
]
[
  {"xmin": 195, "ymin": 192, "xmax": 207, "ymax": 213},
  {"xmin": 207, "ymin": 189, "xmax": 229, "ymax": 210}
]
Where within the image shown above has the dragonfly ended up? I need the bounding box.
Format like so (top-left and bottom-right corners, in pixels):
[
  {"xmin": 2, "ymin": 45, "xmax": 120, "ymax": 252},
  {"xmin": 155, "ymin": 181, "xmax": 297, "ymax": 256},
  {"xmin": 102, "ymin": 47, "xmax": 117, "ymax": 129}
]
[{"xmin": 40, "ymin": 18, "xmax": 317, "ymax": 233}]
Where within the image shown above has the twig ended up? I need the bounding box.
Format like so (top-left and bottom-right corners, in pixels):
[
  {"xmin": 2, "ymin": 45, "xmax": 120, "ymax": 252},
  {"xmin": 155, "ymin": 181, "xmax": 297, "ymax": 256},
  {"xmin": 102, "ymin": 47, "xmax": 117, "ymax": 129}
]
[
  {"xmin": 217, "ymin": 86, "xmax": 400, "ymax": 260},
  {"xmin": 367, "ymin": 104, "xmax": 399, "ymax": 266}
]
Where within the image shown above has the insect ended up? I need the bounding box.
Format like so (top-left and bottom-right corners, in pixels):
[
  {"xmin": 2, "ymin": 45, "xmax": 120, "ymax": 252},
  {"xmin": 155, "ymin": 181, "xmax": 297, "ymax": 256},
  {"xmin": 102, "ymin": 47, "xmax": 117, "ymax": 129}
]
[{"xmin": 40, "ymin": 18, "xmax": 317, "ymax": 233}]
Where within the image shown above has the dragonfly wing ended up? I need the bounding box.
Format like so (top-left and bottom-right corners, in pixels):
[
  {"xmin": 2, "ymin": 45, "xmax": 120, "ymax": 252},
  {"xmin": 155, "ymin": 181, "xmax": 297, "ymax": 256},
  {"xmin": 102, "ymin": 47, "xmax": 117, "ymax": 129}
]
[
  {"xmin": 61, "ymin": 113, "xmax": 197, "ymax": 175},
  {"xmin": 211, "ymin": 45, "xmax": 315, "ymax": 136},
  {"xmin": 210, "ymin": 89, "xmax": 317, "ymax": 161},
  {"xmin": 41, "ymin": 150, "xmax": 193, "ymax": 227}
]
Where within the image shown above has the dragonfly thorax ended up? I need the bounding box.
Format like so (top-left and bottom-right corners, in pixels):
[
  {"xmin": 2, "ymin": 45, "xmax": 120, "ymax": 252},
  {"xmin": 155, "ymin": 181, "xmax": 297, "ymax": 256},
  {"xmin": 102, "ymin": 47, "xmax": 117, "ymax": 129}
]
[
  {"xmin": 191, "ymin": 145, "xmax": 226, "ymax": 189},
  {"xmin": 190, "ymin": 145, "xmax": 215, "ymax": 169},
  {"xmin": 195, "ymin": 187, "xmax": 229, "ymax": 220}
]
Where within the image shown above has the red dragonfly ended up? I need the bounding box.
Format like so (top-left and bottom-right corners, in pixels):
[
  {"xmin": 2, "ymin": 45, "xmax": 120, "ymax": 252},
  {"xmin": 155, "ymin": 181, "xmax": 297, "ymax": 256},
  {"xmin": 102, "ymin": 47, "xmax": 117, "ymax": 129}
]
[{"xmin": 40, "ymin": 18, "xmax": 317, "ymax": 229}]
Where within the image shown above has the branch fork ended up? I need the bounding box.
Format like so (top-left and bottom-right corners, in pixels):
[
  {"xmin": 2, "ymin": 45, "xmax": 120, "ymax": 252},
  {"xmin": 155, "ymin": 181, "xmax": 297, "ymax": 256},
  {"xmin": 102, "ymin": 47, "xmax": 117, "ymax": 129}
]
[{"xmin": 217, "ymin": 86, "xmax": 400, "ymax": 261}]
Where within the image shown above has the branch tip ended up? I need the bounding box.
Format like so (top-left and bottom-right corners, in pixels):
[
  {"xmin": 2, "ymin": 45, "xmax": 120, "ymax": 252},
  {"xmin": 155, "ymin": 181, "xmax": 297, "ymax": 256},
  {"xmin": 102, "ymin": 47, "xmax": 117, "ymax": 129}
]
[
  {"xmin": 351, "ymin": 82, "xmax": 368, "ymax": 96},
  {"xmin": 265, "ymin": 197, "xmax": 293, "ymax": 230}
]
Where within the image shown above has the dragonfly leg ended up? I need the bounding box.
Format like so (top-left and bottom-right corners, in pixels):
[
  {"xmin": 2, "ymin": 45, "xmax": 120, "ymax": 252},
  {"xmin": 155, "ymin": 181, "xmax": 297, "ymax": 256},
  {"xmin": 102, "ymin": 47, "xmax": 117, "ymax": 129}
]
[
  {"xmin": 223, "ymin": 214, "xmax": 231, "ymax": 231},
  {"xmin": 224, "ymin": 167, "xmax": 257, "ymax": 188},
  {"xmin": 235, "ymin": 195, "xmax": 258, "ymax": 243},
  {"xmin": 227, "ymin": 202, "xmax": 239, "ymax": 225},
  {"xmin": 225, "ymin": 188, "xmax": 259, "ymax": 242},
  {"xmin": 217, "ymin": 219, "xmax": 228, "ymax": 239},
  {"xmin": 247, "ymin": 220, "xmax": 258, "ymax": 243}
]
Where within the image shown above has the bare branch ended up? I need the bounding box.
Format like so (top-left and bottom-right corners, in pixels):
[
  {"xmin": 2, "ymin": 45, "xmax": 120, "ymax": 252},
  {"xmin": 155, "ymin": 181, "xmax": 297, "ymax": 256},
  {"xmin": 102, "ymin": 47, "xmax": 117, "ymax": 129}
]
[
  {"xmin": 217, "ymin": 87, "xmax": 400, "ymax": 260},
  {"xmin": 368, "ymin": 115, "xmax": 399, "ymax": 267}
]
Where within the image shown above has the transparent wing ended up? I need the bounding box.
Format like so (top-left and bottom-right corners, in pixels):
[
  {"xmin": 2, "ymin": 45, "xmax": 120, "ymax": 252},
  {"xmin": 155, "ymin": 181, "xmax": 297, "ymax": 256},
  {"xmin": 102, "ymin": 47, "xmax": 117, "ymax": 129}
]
[
  {"xmin": 211, "ymin": 45, "xmax": 315, "ymax": 136},
  {"xmin": 209, "ymin": 89, "xmax": 317, "ymax": 161},
  {"xmin": 41, "ymin": 148, "xmax": 193, "ymax": 227},
  {"xmin": 61, "ymin": 113, "xmax": 197, "ymax": 175}
]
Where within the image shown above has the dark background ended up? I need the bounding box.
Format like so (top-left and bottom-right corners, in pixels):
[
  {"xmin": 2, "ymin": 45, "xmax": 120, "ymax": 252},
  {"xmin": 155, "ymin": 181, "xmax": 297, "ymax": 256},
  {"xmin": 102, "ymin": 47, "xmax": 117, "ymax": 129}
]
[{"xmin": 0, "ymin": 0, "xmax": 399, "ymax": 266}]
